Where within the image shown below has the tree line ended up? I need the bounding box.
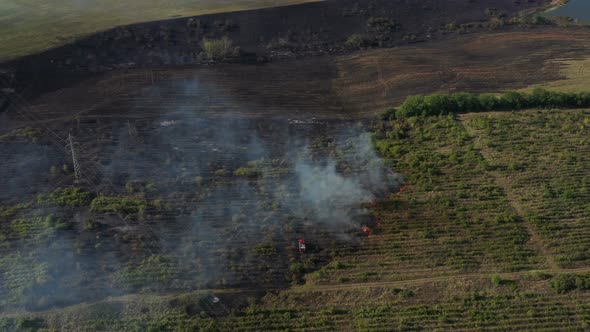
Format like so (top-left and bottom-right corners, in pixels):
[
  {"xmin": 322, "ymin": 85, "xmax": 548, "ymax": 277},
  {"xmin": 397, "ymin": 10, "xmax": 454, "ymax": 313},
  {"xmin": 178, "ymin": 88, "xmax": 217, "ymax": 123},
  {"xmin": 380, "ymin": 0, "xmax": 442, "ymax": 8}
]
[{"xmin": 383, "ymin": 88, "xmax": 590, "ymax": 119}]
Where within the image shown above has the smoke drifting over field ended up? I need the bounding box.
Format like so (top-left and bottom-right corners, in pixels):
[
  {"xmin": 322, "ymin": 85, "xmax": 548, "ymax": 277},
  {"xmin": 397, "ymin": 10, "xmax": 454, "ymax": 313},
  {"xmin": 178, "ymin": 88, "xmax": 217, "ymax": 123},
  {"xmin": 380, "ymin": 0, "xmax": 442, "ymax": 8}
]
[
  {"xmin": 291, "ymin": 132, "xmax": 402, "ymax": 228},
  {"xmin": 0, "ymin": 75, "xmax": 403, "ymax": 311}
]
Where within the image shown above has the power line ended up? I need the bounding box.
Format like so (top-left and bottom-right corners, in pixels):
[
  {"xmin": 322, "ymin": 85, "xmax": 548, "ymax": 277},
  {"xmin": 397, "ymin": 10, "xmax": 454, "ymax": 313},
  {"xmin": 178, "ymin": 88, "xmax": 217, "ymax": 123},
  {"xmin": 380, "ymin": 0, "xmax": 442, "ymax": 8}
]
[{"xmin": 0, "ymin": 85, "xmax": 105, "ymax": 190}]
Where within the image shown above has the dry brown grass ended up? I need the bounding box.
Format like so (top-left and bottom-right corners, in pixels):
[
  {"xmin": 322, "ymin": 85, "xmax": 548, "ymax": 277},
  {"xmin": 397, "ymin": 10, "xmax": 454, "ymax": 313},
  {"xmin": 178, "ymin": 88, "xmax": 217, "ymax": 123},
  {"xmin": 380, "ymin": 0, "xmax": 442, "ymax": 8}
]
[{"xmin": 333, "ymin": 29, "xmax": 590, "ymax": 114}]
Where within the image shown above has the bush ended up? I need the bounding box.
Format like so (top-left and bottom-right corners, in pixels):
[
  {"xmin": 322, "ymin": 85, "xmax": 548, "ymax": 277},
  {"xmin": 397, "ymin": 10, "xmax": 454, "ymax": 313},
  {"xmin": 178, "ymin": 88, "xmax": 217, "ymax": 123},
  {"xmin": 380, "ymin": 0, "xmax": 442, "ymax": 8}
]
[
  {"xmin": 0, "ymin": 127, "xmax": 41, "ymax": 143},
  {"xmin": 38, "ymin": 187, "xmax": 92, "ymax": 206},
  {"xmin": 201, "ymin": 36, "xmax": 238, "ymax": 60},
  {"xmin": 42, "ymin": 215, "xmax": 69, "ymax": 231},
  {"xmin": 388, "ymin": 89, "xmax": 590, "ymax": 118},
  {"xmin": 234, "ymin": 167, "xmax": 261, "ymax": 177},
  {"xmin": 90, "ymin": 195, "xmax": 148, "ymax": 215},
  {"xmin": 16, "ymin": 317, "xmax": 44, "ymax": 330},
  {"xmin": 491, "ymin": 274, "xmax": 503, "ymax": 285},
  {"xmin": 444, "ymin": 22, "xmax": 459, "ymax": 31},
  {"xmin": 0, "ymin": 202, "xmax": 31, "ymax": 219},
  {"xmin": 550, "ymin": 273, "xmax": 590, "ymax": 293},
  {"xmin": 337, "ymin": 277, "xmax": 351, "ymax": 283},
  {"xmin": 113, "ymin": 255, "xmax": 175, "ymax": 291},
  {"xmin": 500, "ymin": 91, "xmax": 527, "ymax": 110},
  {"xmin": 290, "ymin": 263, "xmax": 305, "ymax": 282},
  {"xmin": 253, "ymin": 243, "xmax": 277, "ymax": 256},
  {"xmin": 495, "ymin": 214, "xmax": 519, "ymax": 224},
  {"xmin": 125, "ymin": 180, "xmax": 145, "ymax": 193},
  {"xmin": 346, "ymin": 34, "xmax": 371, "ymax": 49},
  {"xmin": 11, "ymin": 215, "xmax": 69, "ymax": 237},
  {"xmin": 514, "ymin": 15, "xmax": 554, "ymax": 25},
  {"xmin": 367, "ymin": 17, "xmax": 400, "ymax": 33},
  {"xmin": 214, "ymin": 169, "xmax": 228, "ymax": 177},
  {"xmin": 550, "ymin": 274, "xmax": 578, "ymax": 293}
]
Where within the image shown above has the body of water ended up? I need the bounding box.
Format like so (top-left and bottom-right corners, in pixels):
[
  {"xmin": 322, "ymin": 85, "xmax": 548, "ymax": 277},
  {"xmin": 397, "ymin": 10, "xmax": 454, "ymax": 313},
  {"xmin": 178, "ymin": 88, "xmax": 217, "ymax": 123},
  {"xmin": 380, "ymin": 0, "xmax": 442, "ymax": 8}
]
[{"xmin": 546, "ymin": 0, "xmax": 590, "ymax": 23}]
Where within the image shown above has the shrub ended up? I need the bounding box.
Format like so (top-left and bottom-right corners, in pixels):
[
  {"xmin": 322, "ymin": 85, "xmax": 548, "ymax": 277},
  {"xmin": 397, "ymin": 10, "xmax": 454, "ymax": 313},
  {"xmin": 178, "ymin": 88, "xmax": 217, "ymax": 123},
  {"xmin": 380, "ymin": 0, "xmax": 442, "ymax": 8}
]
[
  {"xmin": 332, "ymin": 261, "xmax": 348, "ymax": 269},
  {"xmin": 500, "ymin": 91, "xmax": 527, "ymax": 110},
  {"xmin": 514, "ymin": 15, "xmax": 554, "ymax": 25},
  {"xmin": 444, "ymin": 22, "xmax": 459, "ymax": 30},
  {"xmin": 194, "ymin": 176, "xmax": 204, "ymax": 185},
  {"xmin": 16, "ymin": 317, "xmax": 44, "ymax": 330},
  {"xmin": 491, "ymin": 274, "xmax": 503, "ymax": 285},
  {"xmin": 214, "ymin": 169, "xmax": 228, "ymax": 177},
  {"xmin": 0, "ymin": 202, "xmax": 31, "ymax": 219},
  {"xmin": 125, "ymin": 180, "xmax": 145, "ymax": 193},
  {"xmin": 234, "ymin": 167, "xmax": 261, "ymax": 177},
  {"xmin": 495, "ymin": 214, "xmax": 519, "ymax": 224},
  {"xmin": 38, "ymin": 187, "xmax": 92, "ymax": 206},
  {"xmin": 253, "ymin": 243, "xmax": 277, "ymax": 256},
  {"xmin": 485, "ymin": 8, "xmax": 506, "ymax": 18},
  {"xmin": 290, "ymin": 263, "xmax": 305, "ymax": 282},
  {"xmin": 0, "ymin": 127, "xmax": 41, "ymax": 143},
  {"xmin": 201, "ymin": 36, "xmax": 238, "ymax": 60},
  {"xmin": 367, "ymin": 17, "xmax": 400, "ymax": 33},
  {"xmin": 90, "ymin": 195, "xmax": 148, "ymax": 215},
  {"xmin": 550, "ymin": 274, "xmax": 578, "ymax": 293},
  {"xmin": 346, "ymin": 34, "xmax": 372, "ymax": 49},
  {"xmin": 400, "ymin": 289, "xmax": 415, "ymax": 298},
  {"xmin": 42, "ymin": 215, "xmax": 69, "ymax": 231},
  {"xmin": 550, "ymin": 273, "xmax": 590, "ymax": 293},
  {"xmin": 397, "ymin": 95, "xmax": 427, "ymax": 117},
  {"xmin": 478, "ymin": 94, "xmax": 500, "ymax": 111},
  {"xmin": 113, "ymin": 255, "xmax": 175, "ymax": 291}
]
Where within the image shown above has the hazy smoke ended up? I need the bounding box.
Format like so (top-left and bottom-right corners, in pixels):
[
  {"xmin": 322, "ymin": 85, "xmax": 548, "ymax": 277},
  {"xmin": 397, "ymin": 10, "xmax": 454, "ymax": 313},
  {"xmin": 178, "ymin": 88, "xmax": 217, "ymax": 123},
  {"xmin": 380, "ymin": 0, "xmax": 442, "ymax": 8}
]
[
  {"xmin": 0, "ymin": 74, "xmax": 403, "ymax": 312},
  {"xmin": 295, "ymin": 160, "xmax": 372, "ymax": 221}
]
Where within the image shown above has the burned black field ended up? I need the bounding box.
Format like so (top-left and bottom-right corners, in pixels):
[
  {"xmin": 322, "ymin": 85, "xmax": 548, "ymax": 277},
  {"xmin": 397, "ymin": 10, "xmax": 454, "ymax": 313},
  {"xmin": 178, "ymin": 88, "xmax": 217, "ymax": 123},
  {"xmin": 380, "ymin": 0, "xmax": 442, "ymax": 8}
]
[{"xmin": 0, "ymin": 70, "xmax": 402, "ymax": 312}]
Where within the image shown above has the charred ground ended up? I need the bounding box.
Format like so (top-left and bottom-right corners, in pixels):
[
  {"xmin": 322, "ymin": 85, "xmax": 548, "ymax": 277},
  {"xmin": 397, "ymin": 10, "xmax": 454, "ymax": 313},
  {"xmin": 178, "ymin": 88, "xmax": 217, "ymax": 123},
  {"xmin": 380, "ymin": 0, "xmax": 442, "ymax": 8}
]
[{"xmin": 1, "ymin": 0, "xmax": 551, "ymax": 97}]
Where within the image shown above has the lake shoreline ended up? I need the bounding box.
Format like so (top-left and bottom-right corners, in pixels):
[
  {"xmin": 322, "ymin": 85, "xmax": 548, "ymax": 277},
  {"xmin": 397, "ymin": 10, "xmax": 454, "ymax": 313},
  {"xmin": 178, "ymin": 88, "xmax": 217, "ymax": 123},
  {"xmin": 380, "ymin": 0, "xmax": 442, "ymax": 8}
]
[{"xmin": 544, "ymin": 0, "xmax": 590, "ymax": 22}]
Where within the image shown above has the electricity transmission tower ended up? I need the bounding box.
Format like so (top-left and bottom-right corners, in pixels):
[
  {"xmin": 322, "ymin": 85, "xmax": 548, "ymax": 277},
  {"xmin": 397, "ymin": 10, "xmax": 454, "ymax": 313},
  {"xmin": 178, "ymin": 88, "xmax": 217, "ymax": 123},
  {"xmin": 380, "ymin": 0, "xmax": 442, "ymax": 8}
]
[{"xmin": 67, "ymin": 133, "xmax": 82, "ymax": 183}]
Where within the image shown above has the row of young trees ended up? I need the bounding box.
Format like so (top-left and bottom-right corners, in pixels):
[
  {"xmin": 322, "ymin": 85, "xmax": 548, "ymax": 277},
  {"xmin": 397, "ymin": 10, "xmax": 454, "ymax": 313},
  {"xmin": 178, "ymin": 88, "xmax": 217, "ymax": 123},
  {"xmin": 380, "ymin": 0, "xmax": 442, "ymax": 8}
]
[{"xmin": 384, "ymin": 88, "xmax": 590, "ymax": 119}]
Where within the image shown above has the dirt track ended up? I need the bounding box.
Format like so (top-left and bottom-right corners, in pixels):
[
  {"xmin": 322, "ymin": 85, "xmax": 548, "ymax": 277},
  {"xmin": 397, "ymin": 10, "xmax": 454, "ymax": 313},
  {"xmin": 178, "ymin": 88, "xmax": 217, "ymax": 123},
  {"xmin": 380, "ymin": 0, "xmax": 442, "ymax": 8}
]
[
  {"xmin": 3, "ymin": 264, "xmax": 590, "ymax": 319},
  {"xmin": 289, "ymin": 266, "xmax": 590, "ymax": 293}
]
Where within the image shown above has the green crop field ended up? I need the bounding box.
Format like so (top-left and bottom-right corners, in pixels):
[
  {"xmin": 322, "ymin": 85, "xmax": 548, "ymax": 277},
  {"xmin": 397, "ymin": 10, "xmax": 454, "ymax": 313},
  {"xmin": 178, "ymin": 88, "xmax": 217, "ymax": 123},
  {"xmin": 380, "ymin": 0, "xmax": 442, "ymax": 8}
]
[
  {"xmin": 462, "ymin": 109, "xmax": 590, "ymax": 268},
  {"xmin": 0, "ymin": 0, "xmax": 319, "ymax": 61}
]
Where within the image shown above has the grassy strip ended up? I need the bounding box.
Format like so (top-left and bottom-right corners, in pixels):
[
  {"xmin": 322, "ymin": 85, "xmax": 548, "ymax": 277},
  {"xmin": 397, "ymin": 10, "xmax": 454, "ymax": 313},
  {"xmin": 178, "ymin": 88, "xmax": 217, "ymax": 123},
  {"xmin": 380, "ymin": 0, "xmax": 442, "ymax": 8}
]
[{"xmin": 383, "ymin": 88, "xmax": 590, "ymax": 119}]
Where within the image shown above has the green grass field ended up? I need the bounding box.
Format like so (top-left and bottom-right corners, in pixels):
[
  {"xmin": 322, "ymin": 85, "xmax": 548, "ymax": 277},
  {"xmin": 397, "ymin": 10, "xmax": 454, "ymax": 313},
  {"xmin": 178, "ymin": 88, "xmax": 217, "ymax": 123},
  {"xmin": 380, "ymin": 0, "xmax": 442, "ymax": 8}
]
[{"xmin": 0, "ymin": 0, "xmax": 319, "ymax": 61}]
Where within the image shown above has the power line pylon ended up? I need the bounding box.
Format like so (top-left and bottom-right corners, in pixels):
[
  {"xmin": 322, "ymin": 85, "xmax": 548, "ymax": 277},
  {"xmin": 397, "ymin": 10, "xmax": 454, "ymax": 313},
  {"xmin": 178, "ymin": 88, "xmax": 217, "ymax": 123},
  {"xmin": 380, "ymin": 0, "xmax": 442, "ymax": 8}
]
[{"xmin": 68, "ymin": 132, "xmax": 82, "ymax": 183}]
